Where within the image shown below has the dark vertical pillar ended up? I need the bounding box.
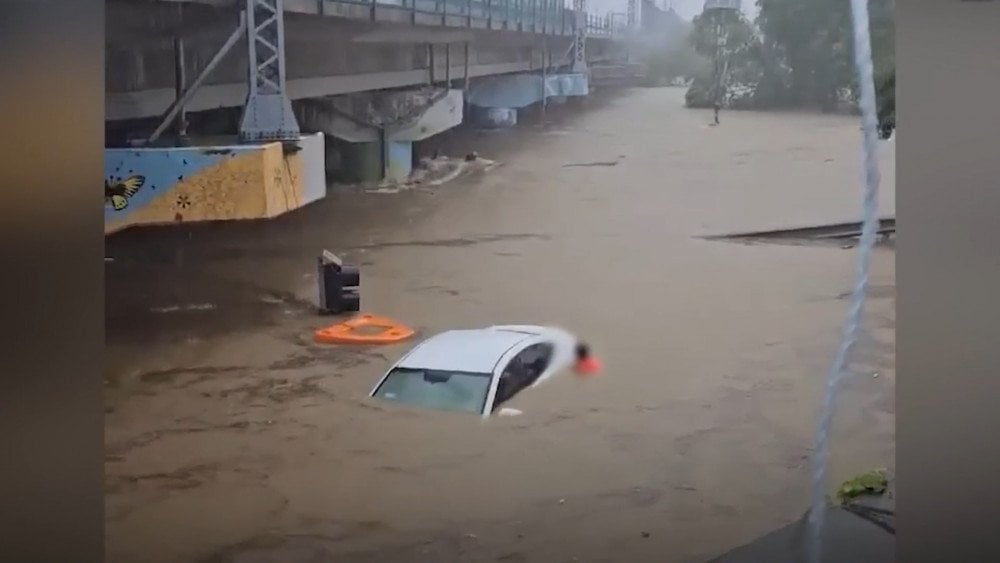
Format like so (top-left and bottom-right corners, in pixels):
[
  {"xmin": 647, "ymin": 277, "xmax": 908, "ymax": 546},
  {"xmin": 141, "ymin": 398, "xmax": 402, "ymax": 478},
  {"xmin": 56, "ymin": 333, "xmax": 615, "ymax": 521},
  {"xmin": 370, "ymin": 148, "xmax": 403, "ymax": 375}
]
[
  {"xmin": 445, "ymin": 43, "xmax": 451, "ymax": 87},
  {"xmin": 463, "ymin": 42, "xmax": 471, "ymax": 92},
  {"xmin": 173, "ymin": 36, "xmax": 187, "ymax": 140},
  {"xmin": 541, "ymin": 39, "xmax": 548, "ymax": 115},
  {"xmin": 428, "ymin": 43, "xmax": 435, "ymax": 84}
]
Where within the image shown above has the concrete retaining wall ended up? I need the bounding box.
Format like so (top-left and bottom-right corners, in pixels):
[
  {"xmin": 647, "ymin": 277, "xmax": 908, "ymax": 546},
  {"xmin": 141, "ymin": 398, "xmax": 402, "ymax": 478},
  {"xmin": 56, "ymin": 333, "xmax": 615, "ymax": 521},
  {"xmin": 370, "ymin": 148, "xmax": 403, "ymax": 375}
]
[{"xmin": 104, "ymin": 133, "xmax": 326, "ymax": 234}]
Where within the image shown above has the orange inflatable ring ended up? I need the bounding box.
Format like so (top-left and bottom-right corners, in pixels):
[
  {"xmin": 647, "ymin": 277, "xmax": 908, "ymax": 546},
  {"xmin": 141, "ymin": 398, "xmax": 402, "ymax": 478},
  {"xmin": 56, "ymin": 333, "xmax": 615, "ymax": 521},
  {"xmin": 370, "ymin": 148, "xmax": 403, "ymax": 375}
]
[{"xmin": 313, "ymin": 313, "xmax": 415, "ymax": 345}]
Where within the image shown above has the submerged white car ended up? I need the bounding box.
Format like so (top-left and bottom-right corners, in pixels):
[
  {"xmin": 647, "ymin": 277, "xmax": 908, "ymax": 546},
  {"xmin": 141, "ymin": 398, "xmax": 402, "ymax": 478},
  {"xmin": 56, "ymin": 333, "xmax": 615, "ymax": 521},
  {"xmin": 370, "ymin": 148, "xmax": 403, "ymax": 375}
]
[{"xmin": 370, "ymin": 325, "xmax": 578, "ymax": 417}]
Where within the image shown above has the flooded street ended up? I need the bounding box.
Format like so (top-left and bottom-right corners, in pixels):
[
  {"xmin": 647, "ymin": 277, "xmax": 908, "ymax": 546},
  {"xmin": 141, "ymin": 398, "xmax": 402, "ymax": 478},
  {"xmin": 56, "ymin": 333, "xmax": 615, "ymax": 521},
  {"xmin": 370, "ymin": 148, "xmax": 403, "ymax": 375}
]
[{"xmin": 105, "ymin": 87, "xmax": 895, "ymax": 563}]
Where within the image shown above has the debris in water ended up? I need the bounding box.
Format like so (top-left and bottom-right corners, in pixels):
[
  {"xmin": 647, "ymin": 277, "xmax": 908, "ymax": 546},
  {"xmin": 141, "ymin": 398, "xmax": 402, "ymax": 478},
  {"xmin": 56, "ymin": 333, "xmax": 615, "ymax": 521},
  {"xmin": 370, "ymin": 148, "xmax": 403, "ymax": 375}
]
[
  {"xmin": 498, "ymin": 407, "xmax": 523, "ymax": 417},
  {"xmin": 563, "ymin": 160, "xmax": 619, "ymax": 168},
  {"xmin": 365, "ymin": 154, "xmax": 498, "ymax": 194},
  {"xmin": 258, "ymin": 294, "xmax": 285, "ymax": 305},
  {"xmin": 641, "ymin": 531, "xmax": 651, "ymax": 538},
  {"xmin": 150, "ymin": 303, "xmax": 216, "ymax": 314}
]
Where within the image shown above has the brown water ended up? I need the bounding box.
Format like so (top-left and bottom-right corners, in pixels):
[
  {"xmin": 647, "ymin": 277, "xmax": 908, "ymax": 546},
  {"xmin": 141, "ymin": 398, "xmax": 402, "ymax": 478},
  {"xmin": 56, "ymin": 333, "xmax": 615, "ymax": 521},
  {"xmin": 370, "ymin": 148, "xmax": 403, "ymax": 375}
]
[{"xmin": 104, "ymin": 87, "xmax": 895, "ymax": 563}]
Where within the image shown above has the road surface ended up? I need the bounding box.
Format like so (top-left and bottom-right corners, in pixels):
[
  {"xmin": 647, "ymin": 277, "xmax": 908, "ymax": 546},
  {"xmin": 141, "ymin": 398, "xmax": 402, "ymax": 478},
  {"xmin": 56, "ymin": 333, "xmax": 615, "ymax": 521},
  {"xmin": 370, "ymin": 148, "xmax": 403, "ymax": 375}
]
[{"xmin": 105, "ymin": 87, "xmax": 895, "ymax": 563}]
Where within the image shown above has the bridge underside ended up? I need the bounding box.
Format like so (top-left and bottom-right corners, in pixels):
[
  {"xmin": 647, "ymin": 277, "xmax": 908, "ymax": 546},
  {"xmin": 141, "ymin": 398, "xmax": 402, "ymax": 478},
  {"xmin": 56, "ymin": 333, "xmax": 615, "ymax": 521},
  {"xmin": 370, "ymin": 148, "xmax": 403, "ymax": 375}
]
[
  {"xmin": 104, "ymin": 0, "xmax": 636, "ymax": 234},
  {"xmin": 107, "ymin": 0, "xmax": 623, "ymax": 120}
]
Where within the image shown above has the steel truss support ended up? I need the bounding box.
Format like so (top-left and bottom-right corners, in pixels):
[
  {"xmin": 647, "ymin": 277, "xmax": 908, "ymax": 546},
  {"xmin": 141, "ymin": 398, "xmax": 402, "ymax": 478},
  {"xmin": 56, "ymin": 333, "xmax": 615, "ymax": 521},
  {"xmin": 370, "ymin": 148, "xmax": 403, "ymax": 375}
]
[
  {"xmin": 572, "ymin": 0, "xmax": 587, "ymax": 73},
  {"xmin": 147, "ymin": 11, "xmax": 248, "ymax": 145},
  {"xmin": 239, "ymin": 0, "xmax": 300, "ymax": 142}
]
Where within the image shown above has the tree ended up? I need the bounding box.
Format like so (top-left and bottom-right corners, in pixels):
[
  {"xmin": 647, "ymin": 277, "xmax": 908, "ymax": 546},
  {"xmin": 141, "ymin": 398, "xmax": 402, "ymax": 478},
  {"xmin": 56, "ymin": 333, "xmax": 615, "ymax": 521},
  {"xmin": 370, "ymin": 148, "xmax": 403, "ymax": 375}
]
[
  {"xmin": 755, "ymin": 0, "xmax": 894, "ymax": 119},
  {"xmin": 682, "ymin": 0, "xmax": 895, "ymax": 133},
  {"xmin": 685, "ymin": 10, "xmax": 773, "ymax": 109},
  {"xmin": 756, "ymin": 0, "xmax": 853, "ymax": 109}
]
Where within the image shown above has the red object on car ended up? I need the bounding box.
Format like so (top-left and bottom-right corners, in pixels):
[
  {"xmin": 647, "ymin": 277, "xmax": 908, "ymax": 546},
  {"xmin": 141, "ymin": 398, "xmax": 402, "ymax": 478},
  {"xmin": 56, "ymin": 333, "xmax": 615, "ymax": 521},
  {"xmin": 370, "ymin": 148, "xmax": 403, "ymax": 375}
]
[{"xmin": 573, "ymin": 342, "xmax": 602, "ymax": 376}]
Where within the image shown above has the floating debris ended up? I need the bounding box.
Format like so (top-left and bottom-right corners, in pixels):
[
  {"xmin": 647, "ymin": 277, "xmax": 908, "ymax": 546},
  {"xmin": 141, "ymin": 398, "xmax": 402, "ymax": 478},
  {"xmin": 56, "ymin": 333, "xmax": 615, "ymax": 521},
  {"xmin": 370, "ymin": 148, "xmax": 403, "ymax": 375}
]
[
  {"xmin": 149, "ymin": 303, "xmax": 216, "ymax": 314},
  {"xmin": 563, "ymin": 160, "xmax": 619, "ymax": 168},
  {"xmin": 365, "ymin": 154, "xmax": 499, "ymax": 194}
]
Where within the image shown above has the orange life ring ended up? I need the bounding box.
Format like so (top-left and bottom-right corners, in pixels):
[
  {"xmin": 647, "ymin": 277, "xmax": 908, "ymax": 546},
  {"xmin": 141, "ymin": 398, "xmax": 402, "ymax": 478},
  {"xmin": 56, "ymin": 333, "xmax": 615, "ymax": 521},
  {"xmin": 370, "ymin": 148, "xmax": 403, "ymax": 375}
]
[{"xmin": 313, "ymin": 313, "xmax": 415, "ymax": 345}]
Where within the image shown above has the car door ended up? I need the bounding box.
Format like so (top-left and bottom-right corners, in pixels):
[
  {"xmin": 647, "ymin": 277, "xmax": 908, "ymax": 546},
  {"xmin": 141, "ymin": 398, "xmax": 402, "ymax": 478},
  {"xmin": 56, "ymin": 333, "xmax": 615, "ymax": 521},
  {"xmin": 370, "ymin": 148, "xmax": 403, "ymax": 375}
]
[{"xmin": 491, "ymin": 343, "xmax": 554, "ymax": 411}]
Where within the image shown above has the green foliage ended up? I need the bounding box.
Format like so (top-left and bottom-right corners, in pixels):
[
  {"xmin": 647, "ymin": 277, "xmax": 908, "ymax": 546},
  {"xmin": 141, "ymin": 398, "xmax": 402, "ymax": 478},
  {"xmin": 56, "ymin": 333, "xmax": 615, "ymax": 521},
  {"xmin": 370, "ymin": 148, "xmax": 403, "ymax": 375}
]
[
  {"xmin": 689, "ymin": 10, "xmax": 754, "ymax": 60},
  {"xmin": 757, "ymin": 0, "xmax": 853, "ymax": 109},
  {"xmin": 756, "ymin": 0, "xmax": 895, "ymax": 122},
  {"xmin": 836, "ymin": 469, "xmax": 889, "ymax": 503},
  {"xmin": 685, "ymin": 9, "xmax": 792, "ymax": 109},
  {"xmin": 682, "ymin": 0, "xmax": 895, "ymax": 132}
]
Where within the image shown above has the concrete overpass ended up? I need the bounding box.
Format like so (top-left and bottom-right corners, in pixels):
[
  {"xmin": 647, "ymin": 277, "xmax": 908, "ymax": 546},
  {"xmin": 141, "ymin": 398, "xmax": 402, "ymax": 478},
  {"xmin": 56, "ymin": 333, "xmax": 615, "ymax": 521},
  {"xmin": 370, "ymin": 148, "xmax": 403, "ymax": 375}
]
[{"xmin": 105, "ymin": 0, "xmax": 640, "ymax": 233}]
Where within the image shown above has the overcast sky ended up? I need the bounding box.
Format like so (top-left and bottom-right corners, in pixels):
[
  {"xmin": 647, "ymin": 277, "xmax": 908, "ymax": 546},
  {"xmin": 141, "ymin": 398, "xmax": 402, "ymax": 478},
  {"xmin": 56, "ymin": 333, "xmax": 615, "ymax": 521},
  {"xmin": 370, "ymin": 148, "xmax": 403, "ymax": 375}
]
[{"xmin": 584, "ymin": 0, "xmax": 759, "ymax": 23}]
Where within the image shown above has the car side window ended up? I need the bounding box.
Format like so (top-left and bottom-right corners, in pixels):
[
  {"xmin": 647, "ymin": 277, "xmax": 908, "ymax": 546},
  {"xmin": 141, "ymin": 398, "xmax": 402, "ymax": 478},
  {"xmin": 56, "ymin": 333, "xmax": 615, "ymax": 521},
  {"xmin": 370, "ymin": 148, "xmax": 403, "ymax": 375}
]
[
  {"xmin": 493, "ymin": 343, "xmax": 554, "ymax": 410},
  {"xmin": 516, "ymin": 343, "xmax": 553, "ymax": 381}
]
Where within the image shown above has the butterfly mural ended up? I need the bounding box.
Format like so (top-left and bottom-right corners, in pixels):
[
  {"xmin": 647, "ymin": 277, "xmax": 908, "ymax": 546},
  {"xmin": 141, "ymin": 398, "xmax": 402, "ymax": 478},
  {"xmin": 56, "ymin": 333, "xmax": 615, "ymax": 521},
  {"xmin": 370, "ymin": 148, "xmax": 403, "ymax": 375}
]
[{"xmin": 104, "ymin": 175, "xmax": 145, "ymax": 211}]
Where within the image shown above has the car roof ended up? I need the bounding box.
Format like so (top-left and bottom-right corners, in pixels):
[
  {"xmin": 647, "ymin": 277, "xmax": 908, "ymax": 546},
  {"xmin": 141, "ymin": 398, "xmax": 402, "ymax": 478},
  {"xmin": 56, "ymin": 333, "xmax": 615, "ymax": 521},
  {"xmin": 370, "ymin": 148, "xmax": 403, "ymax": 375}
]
[{"xmin": 396, "ymin": 328, "xmax": 533, "ymax": 374}]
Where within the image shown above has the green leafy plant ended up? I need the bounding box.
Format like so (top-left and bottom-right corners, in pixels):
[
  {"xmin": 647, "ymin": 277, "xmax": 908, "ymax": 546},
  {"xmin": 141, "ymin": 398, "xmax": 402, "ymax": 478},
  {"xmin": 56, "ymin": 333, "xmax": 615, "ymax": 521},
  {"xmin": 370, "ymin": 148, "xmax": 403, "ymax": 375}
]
[
  {"xmin": 836, "ymin": 469, "xmax": 889, "ymax": 503},
  {"xmin": 684, "ymin": 0, "xmax": 894, "ymax": 132}
]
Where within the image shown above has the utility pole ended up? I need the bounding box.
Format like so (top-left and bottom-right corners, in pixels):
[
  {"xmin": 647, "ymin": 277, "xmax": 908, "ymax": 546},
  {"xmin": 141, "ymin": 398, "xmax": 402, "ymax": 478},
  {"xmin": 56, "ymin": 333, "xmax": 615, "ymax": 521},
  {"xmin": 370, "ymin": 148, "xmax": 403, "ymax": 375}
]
[
  {"xmin": 572, "ymin": 0, "xmax": 587, "ymax": 73},
  {"xmin": 173, "ymin": 35, "xmax": 188, "ymax": 140},
  {"xmin": 701, "ymin": 1, "xmax": 741, "ymax": 125}
]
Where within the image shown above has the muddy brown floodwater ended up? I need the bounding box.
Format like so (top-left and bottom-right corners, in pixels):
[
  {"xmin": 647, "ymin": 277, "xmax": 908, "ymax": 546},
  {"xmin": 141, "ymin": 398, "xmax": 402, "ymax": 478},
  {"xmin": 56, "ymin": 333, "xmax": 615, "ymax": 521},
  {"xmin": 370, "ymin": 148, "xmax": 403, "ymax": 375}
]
[{"xmin": 104, "ymin": 87, "xmax": 895, "ymax": 563}]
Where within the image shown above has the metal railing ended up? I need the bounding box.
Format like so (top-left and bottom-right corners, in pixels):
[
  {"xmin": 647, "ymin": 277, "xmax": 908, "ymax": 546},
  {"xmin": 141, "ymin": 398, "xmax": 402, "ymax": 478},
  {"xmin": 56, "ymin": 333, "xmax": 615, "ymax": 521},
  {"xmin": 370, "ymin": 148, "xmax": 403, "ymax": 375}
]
[{"xmin": 314, "ymin": 0, "xmax": 623, "ymax": 37}]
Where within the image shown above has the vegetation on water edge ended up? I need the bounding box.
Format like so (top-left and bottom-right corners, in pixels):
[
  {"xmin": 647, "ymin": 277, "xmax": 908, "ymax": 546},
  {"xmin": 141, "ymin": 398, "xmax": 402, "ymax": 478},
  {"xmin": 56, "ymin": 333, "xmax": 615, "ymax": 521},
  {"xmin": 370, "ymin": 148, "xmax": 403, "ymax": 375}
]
[
  {"xmin": 836, "ymin": 468, "xmax": 889, "ymax": 503},
  {"xmin": 680, "ymin": 0, "xmax": 895, "ymax": 135}
]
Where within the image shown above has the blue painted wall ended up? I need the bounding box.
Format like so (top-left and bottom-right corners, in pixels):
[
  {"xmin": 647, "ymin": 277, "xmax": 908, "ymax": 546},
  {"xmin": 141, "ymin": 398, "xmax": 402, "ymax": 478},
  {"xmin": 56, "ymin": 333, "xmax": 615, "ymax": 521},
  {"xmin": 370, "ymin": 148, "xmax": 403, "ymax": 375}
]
[{"xmin": 104, "ymin": 146, "xmax": 252, "ymax": 224}]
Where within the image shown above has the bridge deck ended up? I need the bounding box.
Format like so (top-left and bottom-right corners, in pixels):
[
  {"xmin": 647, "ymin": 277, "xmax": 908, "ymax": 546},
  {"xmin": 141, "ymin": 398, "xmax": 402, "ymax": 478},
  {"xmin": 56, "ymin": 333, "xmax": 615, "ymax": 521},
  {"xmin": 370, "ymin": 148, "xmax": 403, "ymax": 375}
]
[{"xmin": 107, "ymin": 0, "xmax": 630, "ymax": 120}]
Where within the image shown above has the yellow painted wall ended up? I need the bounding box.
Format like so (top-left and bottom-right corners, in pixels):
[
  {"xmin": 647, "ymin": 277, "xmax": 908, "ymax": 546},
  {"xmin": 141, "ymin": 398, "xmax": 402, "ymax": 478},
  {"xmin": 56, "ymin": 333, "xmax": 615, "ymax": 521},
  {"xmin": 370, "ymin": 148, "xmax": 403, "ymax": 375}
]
[{"xmin": 105, "ymin": 134, "xmax": 326, "ymax": 234}]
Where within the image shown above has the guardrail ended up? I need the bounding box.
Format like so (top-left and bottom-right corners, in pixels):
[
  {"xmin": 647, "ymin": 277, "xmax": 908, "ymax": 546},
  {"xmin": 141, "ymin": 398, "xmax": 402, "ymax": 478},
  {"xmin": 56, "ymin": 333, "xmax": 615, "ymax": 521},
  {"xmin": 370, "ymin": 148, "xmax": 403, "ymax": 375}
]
[{"xmin": 313, "ymin": 0, "xmax": 625, "ymax": 37}]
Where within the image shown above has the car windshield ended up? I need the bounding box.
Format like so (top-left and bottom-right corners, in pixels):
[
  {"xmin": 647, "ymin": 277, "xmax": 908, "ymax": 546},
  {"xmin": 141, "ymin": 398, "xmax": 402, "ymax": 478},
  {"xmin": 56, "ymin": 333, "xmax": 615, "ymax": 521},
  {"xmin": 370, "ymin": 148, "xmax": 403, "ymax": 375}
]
[{"xmin": 372, "ymin": 368, "xmax": 493, "ymax": 414}]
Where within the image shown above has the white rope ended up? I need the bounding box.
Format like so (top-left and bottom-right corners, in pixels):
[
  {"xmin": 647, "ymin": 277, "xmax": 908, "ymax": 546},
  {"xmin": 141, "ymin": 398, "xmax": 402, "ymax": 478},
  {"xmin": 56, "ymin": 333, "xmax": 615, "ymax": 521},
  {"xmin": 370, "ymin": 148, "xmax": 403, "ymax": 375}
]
[{"xmin": 805, "ymin": 0, "xmax": 882, "ymax": 560}]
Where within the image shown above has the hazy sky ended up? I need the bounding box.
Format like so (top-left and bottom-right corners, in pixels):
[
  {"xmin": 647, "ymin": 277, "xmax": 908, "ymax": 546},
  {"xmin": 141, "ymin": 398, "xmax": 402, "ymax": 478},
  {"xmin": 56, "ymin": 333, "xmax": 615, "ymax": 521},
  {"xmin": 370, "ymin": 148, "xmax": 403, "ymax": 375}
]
[{"xmin": 585, "ymin": 0, "xmax": 759, "ymax": 22}]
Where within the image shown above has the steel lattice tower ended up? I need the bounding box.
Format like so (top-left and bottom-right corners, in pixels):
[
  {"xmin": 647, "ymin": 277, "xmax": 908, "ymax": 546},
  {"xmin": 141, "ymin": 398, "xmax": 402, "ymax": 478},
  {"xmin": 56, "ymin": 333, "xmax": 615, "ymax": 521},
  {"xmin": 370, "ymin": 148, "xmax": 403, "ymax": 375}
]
[{"xmin": 239, "ymin": 0, "xmax": 300, "ymax": 142}]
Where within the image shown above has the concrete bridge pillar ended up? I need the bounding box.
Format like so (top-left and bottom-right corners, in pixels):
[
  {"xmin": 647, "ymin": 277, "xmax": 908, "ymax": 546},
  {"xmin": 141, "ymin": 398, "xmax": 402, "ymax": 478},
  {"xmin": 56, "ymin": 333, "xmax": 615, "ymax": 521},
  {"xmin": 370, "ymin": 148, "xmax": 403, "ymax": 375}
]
[
  {"xmin": 296, "ymin": 89, "xmax": 464, "ymax": 184},
  {"xmin": 383, "ymin": 139, "xmax": 414, "ymax": 183}
]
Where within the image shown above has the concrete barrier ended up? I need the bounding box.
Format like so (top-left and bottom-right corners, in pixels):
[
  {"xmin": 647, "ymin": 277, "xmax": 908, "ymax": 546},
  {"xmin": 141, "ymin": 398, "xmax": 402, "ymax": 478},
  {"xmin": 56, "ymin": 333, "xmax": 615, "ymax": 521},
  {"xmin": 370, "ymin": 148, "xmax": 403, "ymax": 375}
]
[{"xmin": 104, "ymin": 133, "xmax": 325, "ymax": 234}]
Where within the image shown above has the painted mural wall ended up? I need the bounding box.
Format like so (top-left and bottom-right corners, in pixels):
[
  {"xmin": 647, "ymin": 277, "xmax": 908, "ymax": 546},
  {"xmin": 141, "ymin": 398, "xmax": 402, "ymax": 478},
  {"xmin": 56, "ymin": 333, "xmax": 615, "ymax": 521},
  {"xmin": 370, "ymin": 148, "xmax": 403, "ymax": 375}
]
[{"xmin": 104, "ymin": 133, "xmax": 325, "ymax": 234}]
